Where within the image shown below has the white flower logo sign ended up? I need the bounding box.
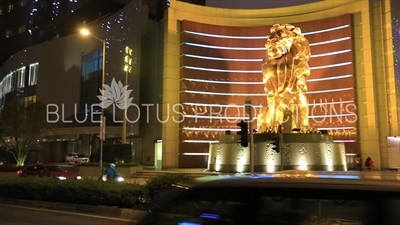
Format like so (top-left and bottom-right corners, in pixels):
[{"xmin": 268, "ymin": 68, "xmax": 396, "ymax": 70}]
[{"xmin": 97, "ymin": 78, "xmax": 134, "ymax": 110}]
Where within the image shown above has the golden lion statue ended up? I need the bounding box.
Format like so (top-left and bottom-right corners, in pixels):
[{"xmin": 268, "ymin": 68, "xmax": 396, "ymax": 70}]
[{"xmin": 257, "ymin": 24, "xmax": 311, "ymax": 133}]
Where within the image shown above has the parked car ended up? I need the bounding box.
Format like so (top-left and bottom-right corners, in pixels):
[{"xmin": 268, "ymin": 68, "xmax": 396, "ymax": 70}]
[
  {"xmin": 65, "ymin": 153, "xmax": 90, "ymax": 165},
  {"xmin": 17, "ymin": 163, "xmax": 82, "ymax": 180},
  {"xmin": 138, "ymin": 171, "xmax": 400, "ymax": 225}
]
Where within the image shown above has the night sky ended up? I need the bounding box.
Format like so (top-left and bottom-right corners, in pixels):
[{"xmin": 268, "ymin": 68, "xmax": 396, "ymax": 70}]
[{"xmin": 206, "ymin": 0, "xmax": 323, "ymax": 9}]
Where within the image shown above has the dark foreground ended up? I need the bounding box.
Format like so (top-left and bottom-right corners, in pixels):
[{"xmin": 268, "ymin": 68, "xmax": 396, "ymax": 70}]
[{"xmin": 0, "ymin": 205, "xmax": 137, "ymax": 225}]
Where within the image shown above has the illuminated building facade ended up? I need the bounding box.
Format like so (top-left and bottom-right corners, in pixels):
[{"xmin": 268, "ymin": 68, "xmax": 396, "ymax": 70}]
[
  {"xmin": 0, "ymin": 0, "xmax": 149, "ymax": 162},
  {"xmin": 140, "ymin": 0, "xmax": 399, "ymax": 170},
  {"xmin": 0, "ymin": 0, "xmax": 398, "ymax": 169}
]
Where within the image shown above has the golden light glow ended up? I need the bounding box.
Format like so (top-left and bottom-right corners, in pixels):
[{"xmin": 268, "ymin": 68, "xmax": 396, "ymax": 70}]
[
  {"xmin": 257, "ymin": 24, "xmax": 311, "ymax": 133},
  {"xmin": 124, "ymin": 46, "xmax": 133, "ymax": 73},
  {"xmin": 80, "ymin": 29, "xmax": 90, "ymax": 36},
  {"xmin": 273, "ymin": 171, "xmax": 316, "ymax": 178}
]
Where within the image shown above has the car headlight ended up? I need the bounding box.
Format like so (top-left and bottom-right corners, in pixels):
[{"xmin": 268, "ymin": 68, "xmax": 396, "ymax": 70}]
[
  {"xmin": 76, "ymin": 176, "xmax": 82, "ymax": 180},
  {"xmin": 117, "ymin": 177, "xmax": 124, "ymax": 182},
  {"xmin": 57, "ymin": 176, "xmax": 67, "ymax": 180}
]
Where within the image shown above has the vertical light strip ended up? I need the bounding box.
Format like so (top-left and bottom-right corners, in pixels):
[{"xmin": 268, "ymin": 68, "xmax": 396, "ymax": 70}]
[{"xmin": 392, "ymin": 16, "xmax": 400, "ymax": 127}]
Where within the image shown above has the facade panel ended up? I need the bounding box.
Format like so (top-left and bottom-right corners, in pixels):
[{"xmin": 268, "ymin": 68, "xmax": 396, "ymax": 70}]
[{"xmin": 179, "ymin": 15, "xmax": 356, "ymax": 167}]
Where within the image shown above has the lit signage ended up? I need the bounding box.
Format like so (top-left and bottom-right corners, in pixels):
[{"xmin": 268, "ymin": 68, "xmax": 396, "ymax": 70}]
[{"xmin": 123, "ymin": 46, "xmax": 132, "ymax": 73}]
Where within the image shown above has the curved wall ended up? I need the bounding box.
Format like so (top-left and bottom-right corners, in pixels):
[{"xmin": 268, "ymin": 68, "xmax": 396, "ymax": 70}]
[{"xmin": 179, "ymin": 14, "xmax": 357, "ymax": 167}]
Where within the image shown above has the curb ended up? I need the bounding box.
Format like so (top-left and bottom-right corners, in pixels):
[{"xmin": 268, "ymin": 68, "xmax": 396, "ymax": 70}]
[{"xmin": 0, "ymin": 198, "xmax": 149, "ymax": 220}]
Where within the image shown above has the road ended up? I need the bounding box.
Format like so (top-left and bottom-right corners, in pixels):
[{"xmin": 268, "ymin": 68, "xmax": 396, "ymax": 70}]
[{"xmin": 0, "ymin": 205, "xmax": 138, "ymax": 225}]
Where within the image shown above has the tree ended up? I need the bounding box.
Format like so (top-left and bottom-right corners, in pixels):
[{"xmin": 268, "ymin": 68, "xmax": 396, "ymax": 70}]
[{"xmin": 0, "ymin": 101, "xmax": 48, "ymax": 166}]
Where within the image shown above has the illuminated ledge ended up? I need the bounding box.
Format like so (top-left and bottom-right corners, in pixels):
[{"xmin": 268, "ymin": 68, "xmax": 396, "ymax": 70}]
[
  {"xmin": 183, "ymin": 101, "xmax": 355, "ymax": 107},
  {"xmin": 181, "ymin": 153, "xmax": 210, "ymax": 155},
  {"xmin": 182, "ymin": 127, "xmax": 355, "ymax": 131},
  {"xmin": 182, "ymin": 74, "xmax": 353, "ymax": 84},
  {"xmin": 183, "ymin": 25, "xmax": 351, "ymax": 39},
  {"xmin": 183, "ymin": 37, "xmax": 351, "ymax": 50},
  {"xmin": 182, "ymin": 62, "xmax": 352, "ymax": 73},
  {"xmin": 182, "ymin": 139, "xmax": 356, "ymax": 144},
  {"xmin": 182, "ymin": 87, "xmax": 353, "ymax": 96},
  {"xmin": 183, "ymin": 140, "xmax": 219, "ymax": 143},
  {"xmin": 183, "ymin": 49, "xmax": 351, "ymax": 61},
  {"xmin": 334, "ymin": 140, "xmax": 356, "ymax": 143},
  {"xmin": 183, "ymin": 113, "xmax": 355, "ymax": 120}
]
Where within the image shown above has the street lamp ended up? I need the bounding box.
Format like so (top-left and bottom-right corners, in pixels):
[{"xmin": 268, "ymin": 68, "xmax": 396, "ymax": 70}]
[
  {"xmin": 80, "ymin": 28, "xmax": 106, "ymax": 178},
  {"xmin": 122, "ymin": 46, "xmax": 132, "ymax": 144}
]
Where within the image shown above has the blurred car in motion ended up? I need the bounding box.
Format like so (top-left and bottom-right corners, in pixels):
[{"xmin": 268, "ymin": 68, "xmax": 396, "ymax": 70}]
[
  {"xmin": 66, "ymin": 153, "xmax": 90, "ymax": 165},
  {"xmin": 17, "ymin": 163, "xmax": 82, "ymax": 180},
  {"xmin": 139, "ymin": 171, "xmax": 400, "ymax": 225}
]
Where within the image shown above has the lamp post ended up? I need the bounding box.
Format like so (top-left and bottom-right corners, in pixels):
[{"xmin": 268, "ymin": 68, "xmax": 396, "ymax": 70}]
[
  {"xmin": 122, "ymin": 46, "xmax": 132, "ymax": 144},
  {"xmin": 80, "ymin": 28, "xmax": 106, "ymax": 178},
  {"xmin": 245, "ymin": 97, "xmax": 254, "ymax": 174}
]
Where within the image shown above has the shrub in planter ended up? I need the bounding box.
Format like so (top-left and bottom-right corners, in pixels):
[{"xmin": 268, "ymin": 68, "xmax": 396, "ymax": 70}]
[
  {"xmin": 0, "ymin": 176, "xmax": 148, "ymax": 208},
  {"xmin": 144, "ymin": 173, "xmax": 192, "ymax": 198}
]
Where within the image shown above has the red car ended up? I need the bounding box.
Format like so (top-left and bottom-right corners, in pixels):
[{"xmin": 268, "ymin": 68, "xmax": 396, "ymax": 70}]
[{"xmin": 17, "ymin": 163, "xmax": 82, "ymax": 180}]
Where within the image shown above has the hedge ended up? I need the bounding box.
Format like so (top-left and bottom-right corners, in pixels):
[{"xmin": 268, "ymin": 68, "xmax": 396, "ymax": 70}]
[
  {"xmin": 144, "ymin": 173, "xmax": 192, "ymax": 198},
  {"xmin": 0, "ymin": 173, "xmax": 192, "ymax": 208}
]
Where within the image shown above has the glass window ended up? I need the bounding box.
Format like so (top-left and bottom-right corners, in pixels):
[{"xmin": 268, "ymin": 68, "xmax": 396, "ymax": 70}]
[
  {"xmin": 46, "ymin": 166, "xmax": 64, "ymax": 172},
  {"xmin": 15, "ymin": 67, "xmax": 26, "ymax": 89},
  {"xmin": 8, "ymin": 74, "xmax": 12, "ymax": 92},
  {"xmin": 0, "ymin": 81, "xmax": 3, "ymax": 99},
  {"xmin": 29, "ymin": 63, "xmax": 39, "ymax": 86},
  {"xmin": 81, "ymin": 49, "xmax": 102, "ymax": 76},
  {"xmin": 18, "ymin": 25, "xmax": 25, "ymax": 34},
  {"xmin": 2, "ymin": 73, "xmax": 13, "ymax": 94},
  {"xmin": 19, "ymin": 0, "xmax": 26, "ymax": 7},
  {"xmin": 26, "ymin": 166, "xmax": 35, "ymax": 171},
  {"xmin": 7, "ymin": 4, "xmax": 13, "ymax": 12},
  {"xmin": 5, "ymin": 30, "xmax": 12, "ymax": 38},
  {"xmin": 3, "ymin": 82, "xmax": 5, "ymax": 97},
  {"xmin": 35, "ymin": 165, "xmax": 44, "ymax": 171}
]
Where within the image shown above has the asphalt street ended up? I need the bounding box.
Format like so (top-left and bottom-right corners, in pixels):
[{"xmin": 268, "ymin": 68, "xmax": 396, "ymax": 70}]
[{"xmin": 0, "ymin": 205, "xmax": 138, "ymax": 225}]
